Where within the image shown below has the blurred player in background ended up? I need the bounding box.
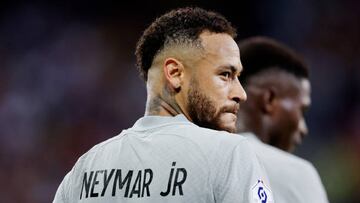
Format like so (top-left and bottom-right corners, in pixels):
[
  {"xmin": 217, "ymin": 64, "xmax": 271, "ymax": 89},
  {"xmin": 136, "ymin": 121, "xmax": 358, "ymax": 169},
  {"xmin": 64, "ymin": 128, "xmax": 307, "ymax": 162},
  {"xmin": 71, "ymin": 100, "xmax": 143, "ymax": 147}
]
[
  {"xmin": 237, "ymin": 36, "xmax": 328, "ymax": 203},
  {"xmin": 53, "ymin": 7, "xmax": 273, "ymax": 203}
]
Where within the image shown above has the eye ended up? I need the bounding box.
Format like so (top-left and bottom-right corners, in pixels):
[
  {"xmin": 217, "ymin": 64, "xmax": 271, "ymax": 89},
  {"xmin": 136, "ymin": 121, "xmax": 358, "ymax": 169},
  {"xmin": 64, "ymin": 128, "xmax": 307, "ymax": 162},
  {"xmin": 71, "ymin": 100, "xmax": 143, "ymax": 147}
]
[{"xmin": 220, "ymin": 71, "xmax": 231, "ymax": 79}]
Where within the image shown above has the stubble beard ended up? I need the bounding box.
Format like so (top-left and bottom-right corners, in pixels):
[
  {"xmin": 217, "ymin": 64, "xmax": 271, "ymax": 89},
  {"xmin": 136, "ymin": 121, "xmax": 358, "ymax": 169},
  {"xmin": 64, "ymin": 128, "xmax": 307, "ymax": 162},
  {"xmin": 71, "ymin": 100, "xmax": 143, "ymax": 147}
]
[{"xmin": 187, "ymin": 79, "xmax": 235, "ymax": 133}]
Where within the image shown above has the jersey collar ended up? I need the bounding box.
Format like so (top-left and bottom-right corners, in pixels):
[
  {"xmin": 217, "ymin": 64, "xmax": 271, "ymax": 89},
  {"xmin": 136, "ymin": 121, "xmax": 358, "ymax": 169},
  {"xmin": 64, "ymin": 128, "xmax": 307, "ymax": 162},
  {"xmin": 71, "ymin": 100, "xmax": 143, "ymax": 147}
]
[{"xmin": 130, "ymin": 114, "xmax": 193, "ymax": 131}]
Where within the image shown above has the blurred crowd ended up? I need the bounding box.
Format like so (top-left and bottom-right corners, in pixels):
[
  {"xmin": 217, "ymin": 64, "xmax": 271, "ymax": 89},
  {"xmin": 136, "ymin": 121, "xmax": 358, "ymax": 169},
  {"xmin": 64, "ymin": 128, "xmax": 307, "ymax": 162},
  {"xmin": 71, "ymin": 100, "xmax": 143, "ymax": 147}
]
[{"xmin": 0, "ymin": 0, "xmax": 359, "ymax": 202}]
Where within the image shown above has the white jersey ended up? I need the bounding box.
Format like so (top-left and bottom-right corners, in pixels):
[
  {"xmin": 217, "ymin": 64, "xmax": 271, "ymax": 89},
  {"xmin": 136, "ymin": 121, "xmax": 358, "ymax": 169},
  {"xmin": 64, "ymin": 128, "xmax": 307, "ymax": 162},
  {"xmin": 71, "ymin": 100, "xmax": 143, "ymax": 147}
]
[
  {"xmin": 54, "ymin": 115, "xmax": 273, "ymax": 203},
  {"xmin": 243, "ymin": 133, "xmax": 328, "ymax": 203}
]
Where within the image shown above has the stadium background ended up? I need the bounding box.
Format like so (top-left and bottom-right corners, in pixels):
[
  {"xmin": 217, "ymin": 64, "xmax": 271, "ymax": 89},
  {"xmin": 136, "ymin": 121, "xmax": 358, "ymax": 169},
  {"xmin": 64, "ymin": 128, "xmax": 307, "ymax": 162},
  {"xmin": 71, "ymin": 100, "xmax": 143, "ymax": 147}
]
[{"xmin": 0, "ymin": 0, "xmax": 359, "ymax": 202}]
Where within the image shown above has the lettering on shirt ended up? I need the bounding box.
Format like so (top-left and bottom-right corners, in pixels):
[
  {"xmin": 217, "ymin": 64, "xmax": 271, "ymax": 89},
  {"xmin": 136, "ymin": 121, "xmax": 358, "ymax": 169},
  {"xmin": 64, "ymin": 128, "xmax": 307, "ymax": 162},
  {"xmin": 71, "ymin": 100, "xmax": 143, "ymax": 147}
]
[
  {"xmin": 79, "ymin": 162, "xmax": 187, "ymax": 199},
  {"xmin": 160, "ymin": 162, "xmax": 187, "ymax": 196}
]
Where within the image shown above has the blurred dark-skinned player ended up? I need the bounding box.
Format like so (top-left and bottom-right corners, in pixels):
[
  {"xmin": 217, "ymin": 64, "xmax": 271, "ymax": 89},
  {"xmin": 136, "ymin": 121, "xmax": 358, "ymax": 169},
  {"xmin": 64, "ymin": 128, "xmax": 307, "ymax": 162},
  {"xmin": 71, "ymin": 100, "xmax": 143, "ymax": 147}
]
[{"xmin": 237, "ymin": 36, "xmax": 328, "ymax": 203}]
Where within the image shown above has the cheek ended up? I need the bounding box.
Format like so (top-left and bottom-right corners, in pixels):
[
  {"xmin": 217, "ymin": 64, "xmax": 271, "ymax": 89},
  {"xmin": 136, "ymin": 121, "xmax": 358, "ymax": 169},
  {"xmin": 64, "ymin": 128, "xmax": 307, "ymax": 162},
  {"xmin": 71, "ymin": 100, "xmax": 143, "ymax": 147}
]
[
  {"xmin": 202, "ymin": 76, "xmax": 224, "ymax": 89},
  {"xmin": 199, "ymin": 78, "xmax": 228, "ymax": 101},
  {"xmin": 280, "ymin": 101, "xmax": 301, "ymax": 131}
]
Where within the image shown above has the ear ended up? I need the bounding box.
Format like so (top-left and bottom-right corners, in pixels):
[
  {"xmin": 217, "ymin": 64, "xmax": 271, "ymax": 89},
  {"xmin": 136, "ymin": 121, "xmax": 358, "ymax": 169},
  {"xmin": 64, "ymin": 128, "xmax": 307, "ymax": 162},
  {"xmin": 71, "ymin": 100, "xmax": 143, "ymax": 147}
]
[
  {"xmin": 262, "ymin": 87, "xmax": 277, "ymax": 114},
  {"xmin": 163, "ymin": 58, "xmax": 184, "ymax": 92}
]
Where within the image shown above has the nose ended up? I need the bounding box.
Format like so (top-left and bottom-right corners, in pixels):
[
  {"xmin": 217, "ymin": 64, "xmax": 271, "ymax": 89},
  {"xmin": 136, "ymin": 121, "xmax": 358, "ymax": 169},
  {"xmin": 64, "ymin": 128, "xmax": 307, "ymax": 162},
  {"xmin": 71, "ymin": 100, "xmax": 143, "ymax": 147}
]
[
  {"xmin": 299, "ymin": 118, "xmax": 308, "ymax": 137},
  {"xmin": 231, "ymin": 78, "xmax": 247, "ymax": 103}
]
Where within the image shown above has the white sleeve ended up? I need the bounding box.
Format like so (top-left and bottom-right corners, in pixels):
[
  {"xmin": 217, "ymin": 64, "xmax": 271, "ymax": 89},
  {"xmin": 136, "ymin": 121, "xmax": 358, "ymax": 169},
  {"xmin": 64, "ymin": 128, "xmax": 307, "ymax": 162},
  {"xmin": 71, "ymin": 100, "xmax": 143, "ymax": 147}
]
[
  {"xmin": 301, "ymin": 164, "xmax": 329, "ymax": 203},
  {"xmin": 214, "ymin": 140, "xmax": 274, "ymax": 203}
]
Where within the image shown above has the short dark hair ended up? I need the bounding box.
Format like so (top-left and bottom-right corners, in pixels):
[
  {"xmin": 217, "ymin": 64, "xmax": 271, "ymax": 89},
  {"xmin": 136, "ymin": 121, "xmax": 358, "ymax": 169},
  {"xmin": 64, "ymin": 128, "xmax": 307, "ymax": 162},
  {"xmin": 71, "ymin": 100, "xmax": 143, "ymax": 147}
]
[
  {"xmin": 238, "ymin": 36, "xmax": 309, "ymax": 85},
  {"xmin": 135, "ymin": 7, "xmax": 237, "ymax": 81}
]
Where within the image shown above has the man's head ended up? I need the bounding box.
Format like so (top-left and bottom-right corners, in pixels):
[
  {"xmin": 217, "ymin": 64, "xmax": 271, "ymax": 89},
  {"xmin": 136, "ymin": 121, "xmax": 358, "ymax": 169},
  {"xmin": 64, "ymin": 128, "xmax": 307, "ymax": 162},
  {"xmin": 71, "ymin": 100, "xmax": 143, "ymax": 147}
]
[
  {"xmin": 136, "ymin": 7, "xmax": 246, "ymax": 133},
  {"xmin": 237, "ymin": 36, "xmax": 310, "ymax": 152}
]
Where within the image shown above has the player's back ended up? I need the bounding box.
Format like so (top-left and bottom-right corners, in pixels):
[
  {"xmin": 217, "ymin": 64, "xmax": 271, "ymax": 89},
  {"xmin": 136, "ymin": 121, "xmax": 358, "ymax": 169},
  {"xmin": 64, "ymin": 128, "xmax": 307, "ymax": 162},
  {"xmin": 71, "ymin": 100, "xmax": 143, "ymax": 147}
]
[
  {"xmin": 243, "ymin": 133, "xmax": 328, "ymax": 203},
  {"xmin": 53, "ymin": 115, "xmax": 273, "ymax": 203}
]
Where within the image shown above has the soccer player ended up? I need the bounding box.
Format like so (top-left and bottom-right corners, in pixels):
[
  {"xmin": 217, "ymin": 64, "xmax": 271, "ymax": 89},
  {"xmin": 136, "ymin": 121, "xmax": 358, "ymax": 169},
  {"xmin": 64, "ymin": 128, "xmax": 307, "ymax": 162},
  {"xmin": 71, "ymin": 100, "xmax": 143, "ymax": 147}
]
[
  {"xmin": 237, "ymin": 36, "xmax": 328, "ymax": 203},
  {"xmin": 53, "ymin": 8, "xmax": 273, "ymax": 203}
]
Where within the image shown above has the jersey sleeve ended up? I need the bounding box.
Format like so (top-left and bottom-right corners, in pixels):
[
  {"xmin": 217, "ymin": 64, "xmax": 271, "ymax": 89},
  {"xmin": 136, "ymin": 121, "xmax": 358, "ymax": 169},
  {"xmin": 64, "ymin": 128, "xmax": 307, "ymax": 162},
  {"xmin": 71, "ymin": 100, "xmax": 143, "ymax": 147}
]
[
  {"xmin": 301, "ymin": 163, "xmax": 329, "ymax": 203},
  {"xmin": 213, "ymin": 139, "xmax": 274, "ymax": 203}
]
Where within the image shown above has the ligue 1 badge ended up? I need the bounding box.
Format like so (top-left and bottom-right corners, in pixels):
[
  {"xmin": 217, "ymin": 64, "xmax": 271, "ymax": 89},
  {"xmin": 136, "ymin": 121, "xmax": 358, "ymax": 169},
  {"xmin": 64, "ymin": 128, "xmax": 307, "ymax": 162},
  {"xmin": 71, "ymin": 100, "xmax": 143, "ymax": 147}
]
[{"xmin": 251, "ymin": 179, "xmax": 273, "ymax": 203}]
